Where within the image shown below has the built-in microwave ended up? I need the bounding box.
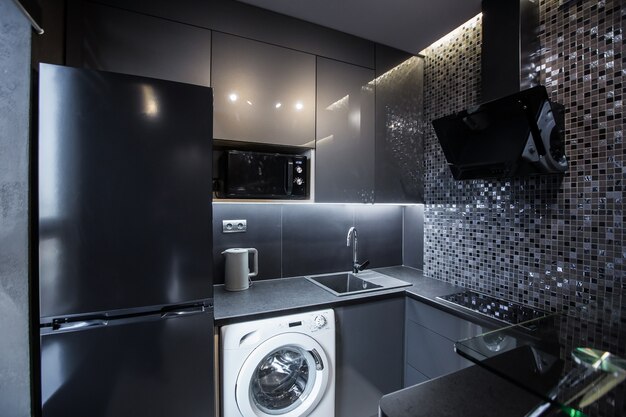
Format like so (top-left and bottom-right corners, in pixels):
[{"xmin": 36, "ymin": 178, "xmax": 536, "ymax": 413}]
[{"xmin": 215, "ymin": 150, "xmax": 308, "ymax": 199}]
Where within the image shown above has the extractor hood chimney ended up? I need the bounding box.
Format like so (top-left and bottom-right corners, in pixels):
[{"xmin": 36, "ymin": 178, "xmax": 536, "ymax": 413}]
[
  {"xmin": 481, "ymin": 0, "xmax": 540, "ymax": 101},
  {"xmin": 431, "ymin": 0, "xmax": 568, "ymax": 181}
]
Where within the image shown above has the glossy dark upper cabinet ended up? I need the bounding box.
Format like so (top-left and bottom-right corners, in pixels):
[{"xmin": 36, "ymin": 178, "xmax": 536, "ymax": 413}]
[
  {"xmin": 67, "ymin": 2, "xmax": 211, "ymax": 86},
  {"xmin": 212, "ymin": 32, "xmax": 316, "ymax": 147},
  {"xmin": 375, "ymin": 46, "xmax": 425, "ymax": 203},
  {"xmin": 316, "ymin": 58, "xmax": 375, "ymax": 203}
]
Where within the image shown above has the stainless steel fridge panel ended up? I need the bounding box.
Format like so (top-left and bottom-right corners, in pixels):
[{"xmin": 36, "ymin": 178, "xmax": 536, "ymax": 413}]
[
  {"xmin": 41, "ymin": 309, "xmax": 214, "ymax": 417},
  {"xmin": 38, "ymin": 64, "xmax": 213, "ymax": 318}
]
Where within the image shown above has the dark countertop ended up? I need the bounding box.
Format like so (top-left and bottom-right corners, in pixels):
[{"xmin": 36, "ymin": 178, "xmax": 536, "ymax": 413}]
[
  {"xmin": 215, "ymin": 265, "xmax": 502, "ymax": 328},
  {"xmin": 379, "ymin": 364, "xmax": 543, "ymax": 417},
  {"xmin": 214, "ymin": 266, "xmax": 542, "ymax": 417}
]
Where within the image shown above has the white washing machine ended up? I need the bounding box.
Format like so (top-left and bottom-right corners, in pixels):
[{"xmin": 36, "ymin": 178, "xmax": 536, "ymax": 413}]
[{"xmin": 221, "ymin": 309, "xmax": 335, "ymax": 417}]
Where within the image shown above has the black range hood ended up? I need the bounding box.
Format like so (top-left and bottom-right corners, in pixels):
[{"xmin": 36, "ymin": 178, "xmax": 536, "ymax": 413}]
[
  {"xmin": 432, "ymin": 86, "xmax": 567, "ymax": 180},
  {"xmin": 432, "ymin": 0, "xmax": 569, "ymax": 180}
]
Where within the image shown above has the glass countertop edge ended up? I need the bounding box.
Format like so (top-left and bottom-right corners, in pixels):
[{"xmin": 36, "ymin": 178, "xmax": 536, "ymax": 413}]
[
  {"xmin": 455, "ymin": 312, "xmax": 562, "ymax": 347},
  {"xmin": 454, "ymin": 312, "xmax": 625, "ymax": 416},
  {"xmin": 454, "ymin": 344, "xmax": 587, "ymax": 417}
]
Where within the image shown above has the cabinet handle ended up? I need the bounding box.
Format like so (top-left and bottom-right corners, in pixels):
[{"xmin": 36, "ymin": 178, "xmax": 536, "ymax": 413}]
[{"xmin": 286, "ymin": 160, "xmax": 293, "ymax": 195}]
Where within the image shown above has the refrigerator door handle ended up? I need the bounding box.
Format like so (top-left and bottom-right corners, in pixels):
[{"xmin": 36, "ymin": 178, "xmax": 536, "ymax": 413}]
[
  {"xmin": 160, "ymin": 305, "xmax": 207, "ymax": 319},
  {"xmin": 52, "ymin": 318, "xmax": 108, "ymax": 331}
]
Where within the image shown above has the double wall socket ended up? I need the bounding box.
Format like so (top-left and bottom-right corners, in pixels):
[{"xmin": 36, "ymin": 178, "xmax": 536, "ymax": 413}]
[{"xmin": 222, "ymin": 219, "xmax": 247, "ymax": 233}]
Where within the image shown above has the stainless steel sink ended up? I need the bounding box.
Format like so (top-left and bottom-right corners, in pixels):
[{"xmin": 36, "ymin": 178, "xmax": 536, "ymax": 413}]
[{"xmin": 305, "ymin": 270, "xmax": 411, "ymax": 296}]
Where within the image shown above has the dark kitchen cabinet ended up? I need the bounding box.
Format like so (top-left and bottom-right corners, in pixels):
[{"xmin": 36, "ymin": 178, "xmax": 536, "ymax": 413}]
[
  {"xmin": 374, "ymin": 45, "xmax": 424, "ymax": 203},
  {"xmin": 335, "ymin": 298, "xmax": 404, "ymax": 417},
  {"xmin": 85, "ymin": 0, "xmax": 211, "ymax": 29},
  {"xmin": 211, "ymin": 32, "xmax": 316, "ymax": 147},
  {"xmin": 404, "ymin": 299, "xmax": 492, "ymax": 387},
  {"xmin": 66, "ymin": 1, "xmax": 211, "ymax": 86},
  {"xmin": 316, "ymin": 57, "xmax": 375, "ymax": 203},
  {"xmin": 88, "ymin": 0, "xmax": 375, "ymax": 69}
]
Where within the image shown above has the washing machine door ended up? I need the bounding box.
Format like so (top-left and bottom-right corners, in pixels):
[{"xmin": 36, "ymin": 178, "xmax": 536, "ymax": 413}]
[{"xmin": 235, "ymin": 332, "xmax": 330, "ymax": 417}]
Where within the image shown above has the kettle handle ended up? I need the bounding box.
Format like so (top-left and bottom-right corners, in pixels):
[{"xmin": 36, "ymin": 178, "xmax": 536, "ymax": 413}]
[{"xmin": 248, "ymin": 248, "xmax": 258, "ymax": 278}]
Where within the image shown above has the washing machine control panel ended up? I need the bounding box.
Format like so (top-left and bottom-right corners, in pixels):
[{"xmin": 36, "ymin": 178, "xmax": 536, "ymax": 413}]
[
  {"xmin": 313, "ymin": 315, "xmax": 327, "ymax": 329},
  {"xmin": 279, "ymin": 311, "xmax": 332, "ymax": 332}
]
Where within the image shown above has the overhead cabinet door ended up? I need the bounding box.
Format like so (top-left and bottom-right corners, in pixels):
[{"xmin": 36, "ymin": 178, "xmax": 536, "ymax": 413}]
[
  {"xmin": 374, "ymin": 46, "xmax": 425, "ymax": 203},
  {"xmin": 212, "ymin": 32, "xmax": 316, "ymax": 147},
  {"xmin": 316, "ymin": 57, "xmax": 375, "ymax": 203},
  {"xmin": 67, "ymin": 1, "xmax": 211, "ymax": 86}
]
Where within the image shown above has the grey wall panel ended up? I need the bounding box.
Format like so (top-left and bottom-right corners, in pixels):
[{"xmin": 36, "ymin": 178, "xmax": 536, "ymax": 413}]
[
  {"xmin": 212, "ymin": 32, "xmax": 315, "ymax": 147},
  {"xmin": 374, "ymin": 45, "xmax": 424, "ymax": 203},
  {"xmin": 0, "ymin": 2, "xmax": 31, "ymax": 415},
  {"xmin": 90, "ymin": 0, "xmax": 375, "ymax": 68},
  {"xmin": 213, "ymin": 204, "xmax": 282, "ymax": 283},
  {"xmin": 281, "ymin": 204, "xmax": 354, "ymax": 277},
  {"xmin": 316, "ymin": 57, "xmax": 375, "ymax": 202},
  {"xmin": 213, "ymin": 203, "xmax": 405, "ymax": 282},
  {"xmin": 354, "ymin": 205, "xmax": 403, "ymax": 268},
  {"xmin": 68, "ymin": 2, "xmax": 211, "ymax": 86},
  {"xmin": 335, "ymin": 298, "xmax": 404, "ymax": 417},
  {"xmin": 403, "ymin": 204, "xmax": 424, "ymax": 269}
]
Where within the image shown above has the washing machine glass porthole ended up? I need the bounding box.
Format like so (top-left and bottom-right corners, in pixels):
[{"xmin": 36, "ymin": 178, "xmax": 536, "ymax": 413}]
[{"xmin": 250, "ymin": 345, "xmax": 317, "ymax": 415}]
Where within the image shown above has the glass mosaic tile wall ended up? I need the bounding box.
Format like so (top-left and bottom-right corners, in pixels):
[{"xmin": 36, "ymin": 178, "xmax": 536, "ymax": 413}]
[{"xmin": 422, "ymin": 0, "xmax": 624, "ymax": 319}]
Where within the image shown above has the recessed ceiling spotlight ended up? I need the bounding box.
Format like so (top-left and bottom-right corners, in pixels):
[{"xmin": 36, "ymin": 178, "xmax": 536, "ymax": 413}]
[
  {"xmin": 228, "ymin": 93, "xmax": 238, "ymax": 102},
  {"xmin": 295, "ymin": 101, "xmax": 304, "ymax": 111}
]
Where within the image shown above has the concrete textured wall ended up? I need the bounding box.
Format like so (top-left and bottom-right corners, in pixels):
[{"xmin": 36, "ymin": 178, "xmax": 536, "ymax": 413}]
[{"xmin": 0, "ymin": 0, "xmax": 32, "ymax": 416}]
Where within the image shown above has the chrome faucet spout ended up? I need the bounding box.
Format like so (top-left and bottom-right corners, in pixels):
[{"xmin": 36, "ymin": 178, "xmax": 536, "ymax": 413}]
[
  {"xmin": 346, "ymin": 227, "xmax": 356, "ymax": 247},
  {"xmin": 346, "ymin": 227, "xmax": 359, "ymax": 273}
]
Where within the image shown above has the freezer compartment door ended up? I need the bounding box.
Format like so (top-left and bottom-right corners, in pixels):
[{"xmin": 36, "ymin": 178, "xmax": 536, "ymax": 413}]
[{"xmin": 41, "ymin": 309, "xmax": 214, "ymax": 417}]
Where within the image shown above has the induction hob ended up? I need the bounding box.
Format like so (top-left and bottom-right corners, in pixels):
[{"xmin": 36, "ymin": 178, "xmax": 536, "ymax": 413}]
[{"xmin": 437, "ymin": 290, "xmax": 548, "ymax": 325}]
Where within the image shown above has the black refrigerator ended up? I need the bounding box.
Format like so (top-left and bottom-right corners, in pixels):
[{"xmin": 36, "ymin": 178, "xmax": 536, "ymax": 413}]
[{"xmin": 37, "ymin": 64, "xmax": 214, "ymax": 417}]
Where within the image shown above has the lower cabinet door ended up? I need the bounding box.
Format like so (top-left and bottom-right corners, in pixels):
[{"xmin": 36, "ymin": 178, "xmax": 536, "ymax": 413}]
[
  {"xmin": 404, "ymin": 364, "xmax": 429, "ymax": 387},
  {"xmin": 335, "ymin": 298, "xmax": 404, "ymax": 417},
  {"xmin": 405, "ymin": 319, "xmax": 474, "ymax": 379}
]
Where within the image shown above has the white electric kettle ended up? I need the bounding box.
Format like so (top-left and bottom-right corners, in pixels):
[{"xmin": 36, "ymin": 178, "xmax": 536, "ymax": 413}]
[{"xmin": 222, "ymin": 248, "xmax": 258, "ymax": 291}]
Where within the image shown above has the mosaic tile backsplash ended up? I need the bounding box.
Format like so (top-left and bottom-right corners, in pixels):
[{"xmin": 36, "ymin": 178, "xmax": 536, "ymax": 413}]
[
  {"xmin": 422, "ymin": 0, "xmax": 624, "ymax": 319},
  {"xmin": 423, "ymin": 4, "xmax": 624, "ymax": 413}
]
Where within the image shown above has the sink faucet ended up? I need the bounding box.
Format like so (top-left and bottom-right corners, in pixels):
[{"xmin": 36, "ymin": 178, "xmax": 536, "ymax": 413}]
[{"xmin": 346, "ymin": 227, "xmax": 369, "ymax": 273}]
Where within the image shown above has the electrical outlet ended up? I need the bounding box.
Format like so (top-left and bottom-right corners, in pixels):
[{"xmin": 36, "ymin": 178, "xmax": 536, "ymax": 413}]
[{"xmin": 222, "ymin": 219, "xmax": 247, "ymax": 233}]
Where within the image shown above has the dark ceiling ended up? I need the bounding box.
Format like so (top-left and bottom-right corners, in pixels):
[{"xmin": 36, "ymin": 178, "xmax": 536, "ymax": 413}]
[{"xmin": 236, "ymin": 0, "xmax": 482, "ymax": 54}]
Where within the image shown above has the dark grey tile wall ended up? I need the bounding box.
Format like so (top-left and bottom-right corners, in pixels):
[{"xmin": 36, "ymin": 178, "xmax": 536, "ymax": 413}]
[
  {"xmin": 0, "ymin": 2, "xmax": 32, "ymax": 416},
  {"xmin": 212, "ymin": 203, "xmax": 403, "ymax": 284},
  {"xmin": 403, "ymin": 205, "xmax": 424, "ymax": 270}
]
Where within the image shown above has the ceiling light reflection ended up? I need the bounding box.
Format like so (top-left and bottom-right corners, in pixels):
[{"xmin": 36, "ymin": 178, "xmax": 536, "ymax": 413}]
[
  {"xmin": 141, "ymin": 84, "xmax": 159, "ymax": 117},
  {"xmin": 295, "ymin": 101, "xmax": 304, "ymax": 111},
  {"xmin": 228, "ymin": 93, "xmax": 238, "ymax": 102}
]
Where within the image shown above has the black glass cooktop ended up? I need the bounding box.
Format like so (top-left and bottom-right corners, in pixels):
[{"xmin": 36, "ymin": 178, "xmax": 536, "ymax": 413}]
[{"xmin": 437, "ymin": 290, "xmax": 548, "ymax": 325}]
